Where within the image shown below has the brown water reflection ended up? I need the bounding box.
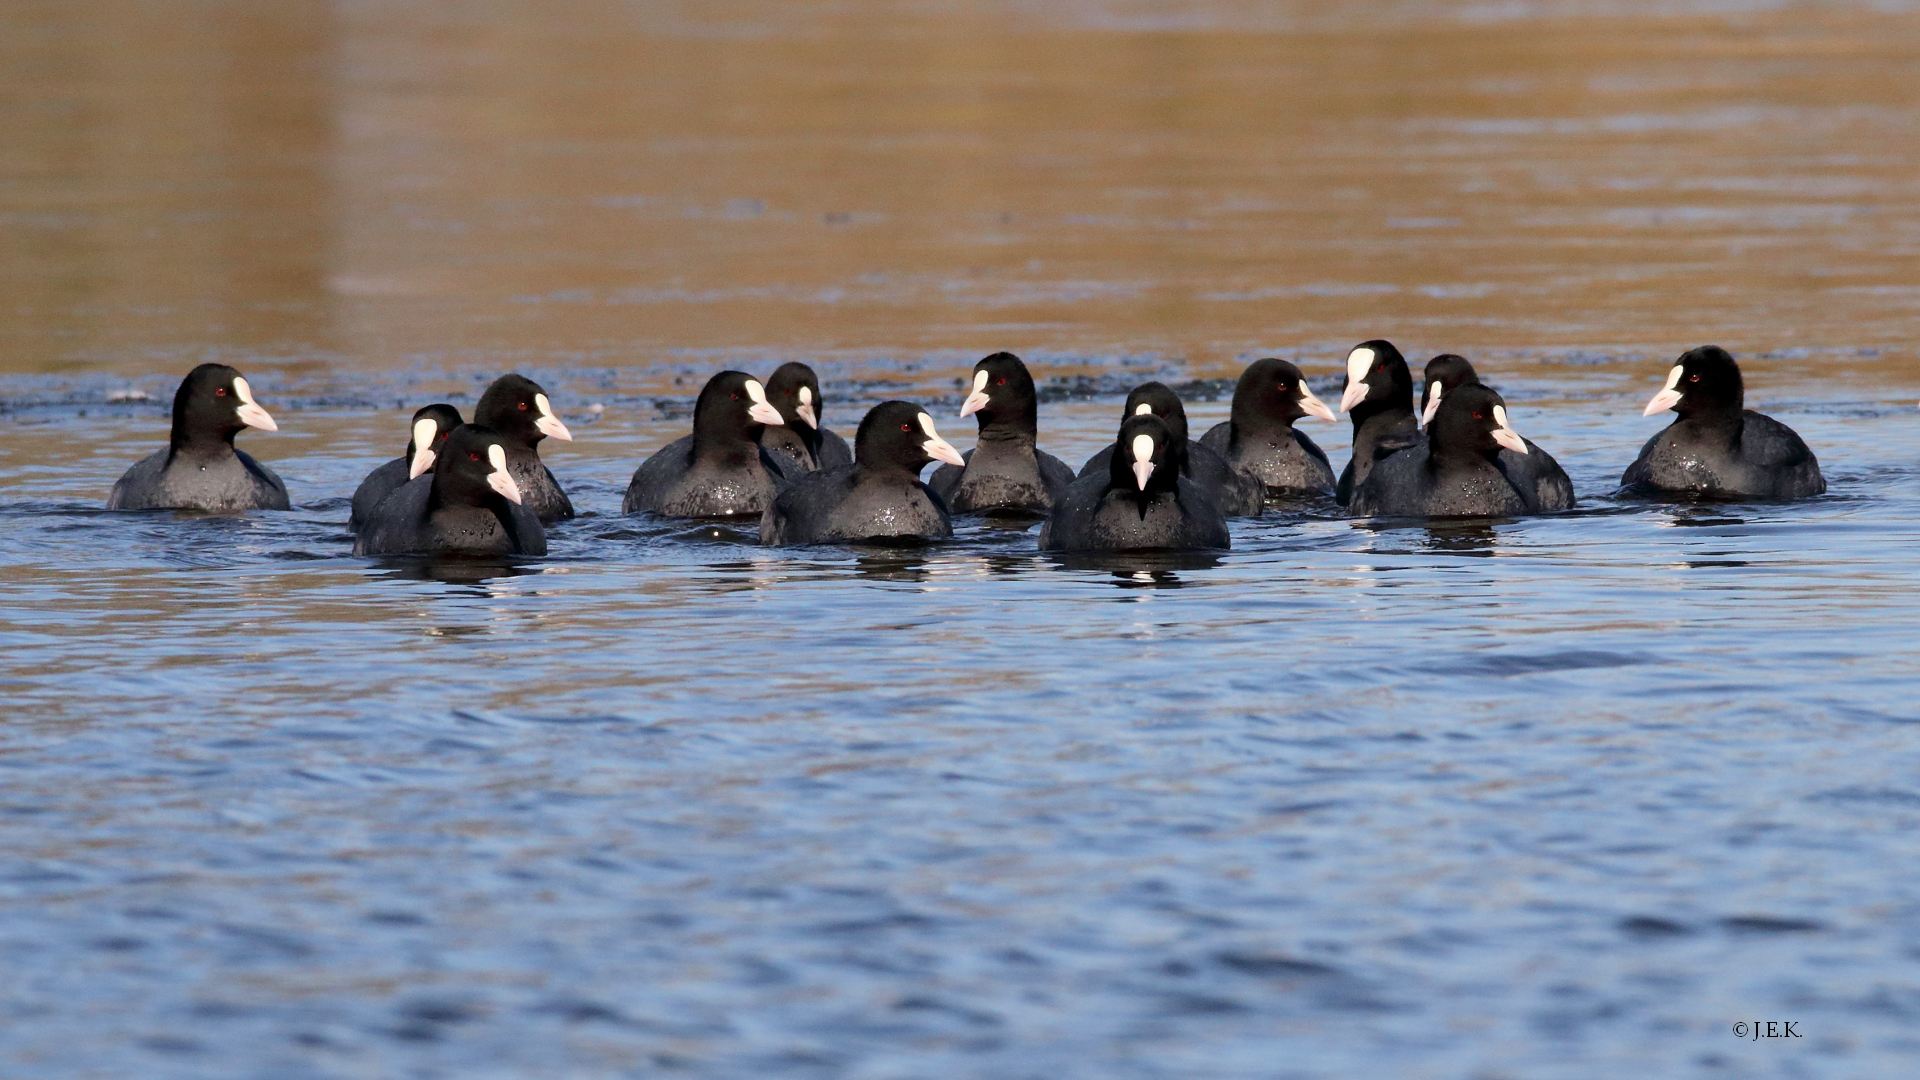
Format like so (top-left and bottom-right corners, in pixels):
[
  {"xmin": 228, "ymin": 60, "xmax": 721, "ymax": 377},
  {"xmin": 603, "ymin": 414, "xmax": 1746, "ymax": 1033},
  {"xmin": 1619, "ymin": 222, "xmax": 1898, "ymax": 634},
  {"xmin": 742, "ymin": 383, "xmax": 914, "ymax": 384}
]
[{"xmin": 2, "ymin": 1, "xmax": 1918, "ymax": 390}]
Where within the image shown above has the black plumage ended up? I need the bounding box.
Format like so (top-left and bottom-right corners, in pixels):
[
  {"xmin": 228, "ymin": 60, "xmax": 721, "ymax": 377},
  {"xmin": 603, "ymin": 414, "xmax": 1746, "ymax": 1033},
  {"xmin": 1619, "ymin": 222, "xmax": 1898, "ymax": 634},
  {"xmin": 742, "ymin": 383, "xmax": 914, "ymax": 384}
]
[
  {"xmin": 1621, "ymin": 346, "xmax": 1824, "ymax": 500},
  {"xmin": 349, "ymin": 403, "xmax": 463, "ymax": 533},
  {"xmin": 1334, "ymin": 340, "xmax": 1421, "ymax": 506},
  {"xmin": 1042, "ymin": 414, "xmax": 1230, "ymax": 552},
  {"xmin": 927, "ymin": 352, "xmax": 1075, "ymax": 514},
  {"xmin": 623, "ymin": 370, "xmax": 791, "ymax": 518},
  {"xmin": 760, "ymin": 401, "xmax": 964, "ymax": 545},
  {"xmin": 107, "ymin": 363, "xmax": 289, "ymax": 512},
  {"xmin": 354, "ymin": 424, "xmax": 547, "ymax": 557},
  {"xmin": 474, "ymin": 373, "xmax": 575, "ymax": 523},
  {"xmin": 1197, "ymin": 358, "xmax": 1338, "ymax": 498}
]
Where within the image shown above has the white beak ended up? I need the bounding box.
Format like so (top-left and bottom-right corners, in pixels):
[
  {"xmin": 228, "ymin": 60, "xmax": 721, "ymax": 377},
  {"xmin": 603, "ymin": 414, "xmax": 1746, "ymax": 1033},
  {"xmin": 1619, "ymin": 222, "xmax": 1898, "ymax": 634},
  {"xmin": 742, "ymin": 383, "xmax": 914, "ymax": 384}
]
[
  {"xmin": 533, "ymin": 393, "xmax": 573, "ymax": 441},
  {"xmin": 408, "ymin": 417, "xmax": 439, "ymax": 479},
  {"xmin": 1133, "ymin": 402, "xmax": 1153, "ymax": 416},
  {"xmin": 918, "ymin": 413, "xmax": 966, "ymax": 466},
  {"xmin": 1421, "ymin": 382, "xmax": 1444, "ymax": 428},
  {"xmin": 486, "ymin": 444, "xmax": 523, "ymax": 504},
  {"xmin": 796, "ymin": 386, "xmax": 817, "ymax": 429},
  {"xmin": 744, "ymin": 379, "xmax": 785, "ymax": 426},
  {"xmin": 1491, "ymin": 405, "xmax": 1528, "ymax": 455},
  {"xmin": 1130, "ymin": 433, "xmax": 1157, "ymax": 491},
  {"xmin": 1338, "ymin": 347, "xmax": 1375, "ymax": 414},
  {"xmin": 959, "ymin": 369, "xmax": 990, "ymax": 418},
  {"xmin": 1643, "ymin": 365, "xmax": 1685, "ymax": 416},
  {"xmin": 1299, "ymin": 386, "xmax": 1337, "ymax": 423},
  {"xmin": 233, "ymin": 377, "xmax": 277, "ymax": 431}
]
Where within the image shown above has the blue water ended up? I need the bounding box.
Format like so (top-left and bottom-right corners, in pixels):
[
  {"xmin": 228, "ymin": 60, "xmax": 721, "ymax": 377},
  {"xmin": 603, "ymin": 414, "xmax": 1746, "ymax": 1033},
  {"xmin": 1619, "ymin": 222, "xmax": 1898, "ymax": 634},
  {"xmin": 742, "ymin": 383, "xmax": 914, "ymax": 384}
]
[{"xmin": 3, "ymin": 359, "xmax": 1919, "ymax": 1078}]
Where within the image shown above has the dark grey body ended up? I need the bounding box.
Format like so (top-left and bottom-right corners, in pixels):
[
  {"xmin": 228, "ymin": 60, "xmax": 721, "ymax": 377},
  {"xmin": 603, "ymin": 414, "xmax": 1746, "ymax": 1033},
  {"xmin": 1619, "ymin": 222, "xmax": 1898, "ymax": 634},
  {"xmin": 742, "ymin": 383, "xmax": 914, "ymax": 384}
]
[
  {"xmin": 761, "ymin": 425, "xmax": 853, "ymax": 478},
  {"xmin": 1504, "ymin": 439, "xmax": 1576, "ymax": 510},
  {"xmin": 1078, "ymin": 438, "xmax": 1264, "ymax": 517},
  {"xmin": 1040, "ymin": 474, "xmax": 1230, "ymax": 552},
  {"xmin": 928, "ymin": 436, "xmax": 1075, "ymax": 514},
  {"xmin": 107, "ymin": 447, "xmax": 290, "ymax": 512},
  {"xmin": 623, "ymin": 434, "xmax": 786, "ymax": 518},
  {"xmin": 349, "ymin": 457, "xmax": 410, "ymax": 532},
  {"xmin": 1199, "ymin": 421, "xmax": 1335, "ymax": 497},
  {"xmin": 1622, "ymin": 411, "xmax": 1825, "ymax": 499},
  {"xmin": 1336, "ymin": 412, "xmax": 1421, "ymax": 506},
  {"xmin": 760, "ymin": 466, "xmax": 952, "ymax": 545},
  {"xmin": 503, "ymin": 447, "xmax": 573, "ymax": 523},
  {"xmin": 1349, "ymin": 447, "xmax": 1530, "ymax": 518},
  {"xmin": 354, "ymin": 476, "xmax": 547, "ymax": 557}
]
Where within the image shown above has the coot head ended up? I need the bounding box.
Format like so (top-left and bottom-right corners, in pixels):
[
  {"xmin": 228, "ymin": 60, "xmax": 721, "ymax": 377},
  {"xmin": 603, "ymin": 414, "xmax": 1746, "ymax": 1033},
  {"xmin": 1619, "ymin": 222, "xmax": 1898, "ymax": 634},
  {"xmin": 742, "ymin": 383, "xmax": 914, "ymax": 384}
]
[
  {"xmin": 1643, "ymin": 345, "xmax": 1744, "ymax": 419},
  {"xmin": 1109, "ymin": 414, "xmax": 1183, "ymax": 508},
  {"xmin": 1121, "ymin": 382, "xmax": 1190, "ymax": 444},
  {"xmin": 1337, "ymin": 340, "xmax": 1414, "ymax": 418},
  {"xmin": 1430, "ymin": 384, "xmax": 1527, "ymax": 461},
  {"xmin": 405, "ymin": 403, "xmax": 465, "ymax": 480},
  {"xmin": 434, "ymin": 424, "xmax": 524, "ymax": 506},
  {"xmin": 958, "ymin": 351, "xmax": 1039, "ymax": 433},
  {"xmin": 1421, "ymin": 354, "xmax": 1481, "ymax": 428},
  {"xmin": 855, "ymin": 400, "xmax": 965, "ymax": 475},
  {"xmin": 170, "ymin": 363, "xmax": 277, "ymax": 449},
  {"xmin": 1233, "ymin": 358, "xmax": 1337, "ymax": 432},
  {"xmin": 693, "ymin": 370, "xmax": 786, "ymax": 449},
  {"xmin": 476, "ymin": 374, "xmax": 573, "ymax": 449},
  {"xmin": 766, "ymin": 361, "xmax": 826, "ymax": 431}
]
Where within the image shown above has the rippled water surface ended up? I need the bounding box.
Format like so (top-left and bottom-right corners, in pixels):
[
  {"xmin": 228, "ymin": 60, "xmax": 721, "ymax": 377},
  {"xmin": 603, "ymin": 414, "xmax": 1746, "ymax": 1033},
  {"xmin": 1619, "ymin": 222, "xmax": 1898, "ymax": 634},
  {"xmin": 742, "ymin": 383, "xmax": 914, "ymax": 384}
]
[{"xmin": 6, "ymin": 2, "xmax": 1920, "ymax": 1078}]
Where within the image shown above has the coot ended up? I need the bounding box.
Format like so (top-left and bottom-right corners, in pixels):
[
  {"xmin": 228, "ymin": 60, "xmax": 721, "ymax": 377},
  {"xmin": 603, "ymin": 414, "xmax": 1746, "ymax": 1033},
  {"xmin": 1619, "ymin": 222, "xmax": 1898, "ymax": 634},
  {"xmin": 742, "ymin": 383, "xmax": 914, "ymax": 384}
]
[
  {"xmin": 1621, "ymin": 346, "xmax": 1824, "ymax": 499},
  {"xmin": 759, "ymin": 361, "xmax": 853, "ymax": 477},
  {"xmin": 474, "ymin": 374, "xmax": 575, "ymax": 523},
  {"xmin": 1197, "ymin": 358, "xmax": 1338, "ymax": 497},
  {"xmin": 106, "ymin": 363, "xmax": 289, "ymax": 512},
  {"xmin": 623, "ymin": 370, "xmax": 790, "ymax": 518},
  {"xmin": 1077, "ymin": 382, "xmax": 1264, "ymax": 516},
  {"xmin": 927, "ymin": 352, "xmax": 1075, "ymax": 514},
  {"xmin": 1420, "ymin": 354, "xmax": 1574, "ymax": 511},
  {"xmin": 1041, "ymin": 414, "xmax": 1230, "ymax": 552},
  {"xmin": 1334, "ymin": 340, "xmax": 1420, "ymax": 506},
  {"xmin": 1350, "ymin": 384, "xmax": 1533, "ymax": 518},
  {"xmin": 759, "ymin": 401, "xmax": 965, "ymax": 545},
  {"xmin": 354, "ymin": 424, "xmax": 547, "ymax": 557},
  {"xmin": 348, "ymin": 403, "xmax": 463, "ymax": 532}
]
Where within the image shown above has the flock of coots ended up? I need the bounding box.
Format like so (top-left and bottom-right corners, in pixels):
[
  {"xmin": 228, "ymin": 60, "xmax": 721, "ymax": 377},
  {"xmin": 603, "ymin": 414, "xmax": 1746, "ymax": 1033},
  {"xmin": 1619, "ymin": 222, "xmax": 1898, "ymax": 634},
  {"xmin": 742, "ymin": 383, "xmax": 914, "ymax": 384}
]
[{"xmin": 105, "ymin": 341, "xmax": 1825, "ymax": 556}]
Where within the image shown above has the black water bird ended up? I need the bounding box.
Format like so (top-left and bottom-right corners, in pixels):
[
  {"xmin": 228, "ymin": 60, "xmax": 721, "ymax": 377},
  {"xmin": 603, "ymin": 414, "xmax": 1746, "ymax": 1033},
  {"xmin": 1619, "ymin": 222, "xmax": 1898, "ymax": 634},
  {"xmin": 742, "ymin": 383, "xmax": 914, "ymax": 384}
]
[
  {"xmin": 759, "ymin": 401, "xmax": 965, "ymax": 545},
  {"xmin": 1077, "ymin": 382, "xmax": 1265, "ymax": 516},
  {"xmin": 1420, "ymin": 354, "xmax": 1574, "ymax": 511},
  {"xmin": 623, "ymin": 370, "xmax": 790, "ymax": 518},
  {"xmin": 1041, "ymin": 414, "xmax": 1230, "ymax": 552},
  {"xmin": 349, "ymin": 403, "xmax": 463, "ymax": 532},
  {"xmin": 759, "ymin": 361, "xmax": 853, "ymax": 477},
  {"xmin": 1349, "ymin": 384, "xmax": 1535, "ymax": 518},
  {"xmin": 474, "ymin": 373, "xmax": 575, "ymax": 523},
  {"xmin": 927, "ymin": 352, "xmax": 1075, "ymax": 514},
  {"xmin": 107, "ymin": 363, "xmax": 289, "ymax": 512},
  {"xmin": 1197, "ymin": 358, "xmax": 1339, "ymax": 497},
  {"xmin": 1620, "ymin": 346, "xmax": 1824, "ymax": 499},
  {"xmin": 354, "ymin": 424, "xmax": 547, "ymax": 557},
  {"xmin": 1335, "ymin": 340, "xmax": 1421, "ymax": 506}
]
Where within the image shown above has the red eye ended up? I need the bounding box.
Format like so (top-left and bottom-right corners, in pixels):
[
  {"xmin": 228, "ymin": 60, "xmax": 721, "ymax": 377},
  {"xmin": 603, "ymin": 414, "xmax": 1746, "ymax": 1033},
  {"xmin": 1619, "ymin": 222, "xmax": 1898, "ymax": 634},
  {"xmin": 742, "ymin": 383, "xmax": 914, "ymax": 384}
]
[
  {"xmin": 468, "ymin": 451, "xmax": 480, "ymax": 461},
  {"xmin": 996, "ymin": 377, "xmax": 1007, "ymax": 386},
  {"xmin": 900, "ymin": 423, "xmax": 911, "ymax": 431},
  {"xmin": 215, "ymin": 388, "xmax": 227, "ymax": 396},
  {"xmin": 731, "ymin": 391, "xmax": 739, "ymax": 400},
  {"xmin": 518, "ymin": 401, "xmax": 528, "ymax": 410},
  {"xmin": 1472, "ymin": 411, "xmax": 1484, "ymax": 419},
  {"xmin": 1689, "ymin": 374, "xmax": 1699, "ymax": 382}
]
